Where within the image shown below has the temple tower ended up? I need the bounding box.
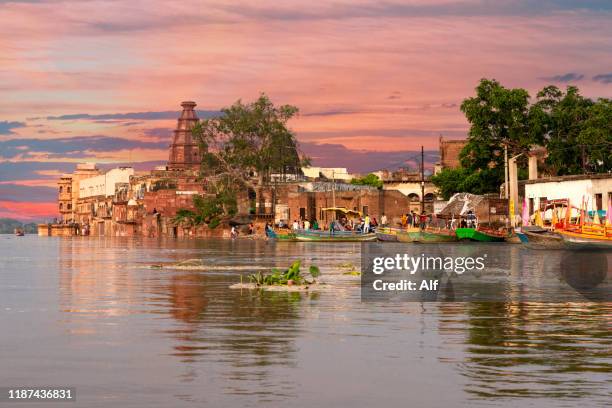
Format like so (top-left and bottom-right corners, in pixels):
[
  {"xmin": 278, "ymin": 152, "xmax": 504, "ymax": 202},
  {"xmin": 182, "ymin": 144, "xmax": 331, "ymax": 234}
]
[{"xmin": 168, "ymin": 101, "xmax": 200, "ymax": 171}]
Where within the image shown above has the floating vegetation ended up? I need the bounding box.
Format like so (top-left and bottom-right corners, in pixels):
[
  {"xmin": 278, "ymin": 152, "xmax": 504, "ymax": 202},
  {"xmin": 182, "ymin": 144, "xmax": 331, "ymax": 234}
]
[
  {"xmin": 245, "ymin": 260, "xmax": 320, "ymax": 287},
  {"xmin": 343, "ymin": 270, "xmax": 361, "ymax": 276}
]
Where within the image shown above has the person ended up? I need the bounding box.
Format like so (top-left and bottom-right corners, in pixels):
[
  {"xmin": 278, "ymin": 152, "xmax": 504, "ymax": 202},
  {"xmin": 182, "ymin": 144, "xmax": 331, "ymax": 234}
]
[
  {"xmin": 292, "ymin": 219, "xmax": 299, "ymax": 231},
  {"xmin": 380, "ymin": 213, "xmax": 388, "ymax": 227},
  {"xmin": 312, "ymin": 219, "xmax": 319, "ymax": 230},
  {"xmin": 248, "ymin": 223, "xmax": 254, "ymax": 235},
  {"xmin": 264, "ymin": 222, "xmax": 274, "ymax": 238},
  {"xmin": 411, "ymin": 211, "xmax": 418, "ymax": 227},
  {"xmin": 363, "ymin": 214, "xmax": 371, "ymax": 234},
  {"xmin": 230, "ymin": 226, "xmax": 238, "ymax": 239},
  {"xmin": 467, "ymin": 210, "xmax": 476, "ymax": 228},
  {"xmin": 406, "ymin": 212, "xmax": 412, "ymax": 227},
  {"xmin": 304, "ymin": 219, "xmax": 310, "ymax": 230},
  {"xmin": 419, "ymin": 211, "xmax": 427, "ymax": 230},
  {"xmin": 401, "ymin": 213, "xmax": 407, "ymax": 227}
]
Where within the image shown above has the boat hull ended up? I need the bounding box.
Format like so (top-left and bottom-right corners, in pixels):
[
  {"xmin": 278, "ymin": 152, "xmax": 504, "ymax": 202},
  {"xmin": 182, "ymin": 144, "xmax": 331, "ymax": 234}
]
[
  {"xmin": 396, "ymin": 228, "xmax": 421, "ymax": 243},
  {"xmin": 557, "ymin": 230, "xmax": 612, "ymax": 249},
  {"xmin": 522, "ymin": 230, "xmax": 565, "ymax": 249},
  {"xmin": 405, "ymin": 229, "xmax": 457, "ymax": 243},
  {"xmin": 455, "ymin": 228, "xmax": 505, "ymax": 242},
  {"xmin": 376, "ymin": 227, "xmax": 400, "ymax": 242},
  {"xmin": 295, "ymin": 230, "xmax": 378, "ymax": 242}
]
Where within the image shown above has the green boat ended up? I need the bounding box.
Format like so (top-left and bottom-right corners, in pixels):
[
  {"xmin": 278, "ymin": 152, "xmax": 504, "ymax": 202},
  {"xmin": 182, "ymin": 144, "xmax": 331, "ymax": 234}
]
[
  {"xmin": 294, "ymin": 229, "xmax": 377, "ymax": 242},
  {"xmin": 455, "ymin": 228, "xmax": 506, "ymax": 242},
  {"xmin": 376, "ymin": 227, "xmax": 401, "ymax": 242},
  {"xmin": 268, "ymin": 230, "xmax": 296, "ymax": 241},
  {"xmin": 404, "ymin": 228, "xmax": 457, "ymax": 243},
  {"xmin": 396, "ymin": 228, "xmax": 422, "ymax": 243}
]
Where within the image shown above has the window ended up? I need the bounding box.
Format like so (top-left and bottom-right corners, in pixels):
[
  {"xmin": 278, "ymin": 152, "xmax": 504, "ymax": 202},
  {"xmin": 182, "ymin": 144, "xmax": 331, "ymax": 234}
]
[
  {"xmin": 362, "ymin": 205, "xmax": 369, "ymax": 215},
  {"xmin": 299, "ymin": 207, "xmax": 306, "ymax": 220},
  {"xmin": 68, "ymin": 204, "xmax": 72, "ymax": 210},
  {"xmin": 67, "ymin": 187, "xmax": 71, "ymax": 193},
  {"xmin": 59, "ymin": 203, "xmax": 63, "ymax": 210},
  {"xmin": 59, "ymin": 186, "xmax": 63, "ymax": 193}
]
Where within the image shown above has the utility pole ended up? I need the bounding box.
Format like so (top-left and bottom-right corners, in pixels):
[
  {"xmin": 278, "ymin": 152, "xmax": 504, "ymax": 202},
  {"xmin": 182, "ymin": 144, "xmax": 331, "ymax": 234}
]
[
  {"xmin": 420, "ymin": 145, "xmax": 425, "ymax": 214},
  {"xmin": 504, "ymin": 144, "xmax": 509, "ymax": 199},
  {"xmin": 332, "ymin": 170, "xmax": 336, "ymax": 208}
]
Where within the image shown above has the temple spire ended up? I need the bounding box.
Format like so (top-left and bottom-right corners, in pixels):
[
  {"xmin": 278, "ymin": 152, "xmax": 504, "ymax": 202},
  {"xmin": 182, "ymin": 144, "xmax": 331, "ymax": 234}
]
[{"xmin": 168, "ymin": 101, "xmax": 200, "ymax": 171}]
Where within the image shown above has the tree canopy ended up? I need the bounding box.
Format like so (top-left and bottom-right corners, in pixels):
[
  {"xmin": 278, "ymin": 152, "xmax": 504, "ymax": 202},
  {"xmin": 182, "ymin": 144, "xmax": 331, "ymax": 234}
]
[
  {"xmin": 350, "ymin": 173, "xmax": 383, "ymax": 188},
  {"xmin": 432, "ymin": 79, "xmax": 612, "ymax": 199}
]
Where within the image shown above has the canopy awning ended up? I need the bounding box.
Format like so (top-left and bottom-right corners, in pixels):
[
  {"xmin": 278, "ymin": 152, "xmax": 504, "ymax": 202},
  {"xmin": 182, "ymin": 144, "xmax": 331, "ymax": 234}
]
[{"xmin": 322, "ymin": 207, "xmax": 363, "ymax": 217}]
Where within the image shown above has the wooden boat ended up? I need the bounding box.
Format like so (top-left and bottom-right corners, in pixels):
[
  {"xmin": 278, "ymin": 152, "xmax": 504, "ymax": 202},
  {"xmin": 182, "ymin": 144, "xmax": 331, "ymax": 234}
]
[
  {"xmin": 399, "ymin": 227, "xmax": 457, "ymax": 243},
  {"xmin": 267, "ymin": 230, "xmax": 297, "ymax": 241},
  {"xmin": 396, "ymin": 227, "xmax": 422, "ymax": 243},
  {"xmin": 455, "ymin": 227, "xmax": 506, "ymax": 242},
  {"xmin": 294, "ymin": 229, "xmax": 377, "ymax": 242},
  {"xmin": 522, "ymin": 229, "xmax": 565, "ymax": 249},
  {"xmin": 557, "ymin": 225, "xmax": 612, "ymax": 249},
  {"xmin": 376, "ymin": 227, "xmax": 401, "ymax": 242},
  {"xmin": 14, "ymin": 228, "xmax": 25, "ymax": 236}
]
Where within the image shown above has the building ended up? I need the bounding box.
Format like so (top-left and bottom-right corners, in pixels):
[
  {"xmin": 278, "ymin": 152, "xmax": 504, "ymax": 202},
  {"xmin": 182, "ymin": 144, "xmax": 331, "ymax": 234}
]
[
  {"xmin": 522, "ymin": 174, "xmax": 612, "ymax": 214},
  {"xmin": 167, "ymin": 101, "xmax": 201, "ymax": 171},
  {"xmin": 57, "ymin": 163, "xmax": 102, "ymax": 223},
  {"xmin": 434, "ymin": 136, "xmax": 467, "ymax": 173}
]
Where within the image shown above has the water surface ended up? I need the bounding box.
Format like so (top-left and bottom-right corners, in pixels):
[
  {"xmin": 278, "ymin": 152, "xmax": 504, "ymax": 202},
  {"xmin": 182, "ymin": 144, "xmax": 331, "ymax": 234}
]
[{"xmin": 1, "ymin": 236, "xmax": 610, "ymax": 407}]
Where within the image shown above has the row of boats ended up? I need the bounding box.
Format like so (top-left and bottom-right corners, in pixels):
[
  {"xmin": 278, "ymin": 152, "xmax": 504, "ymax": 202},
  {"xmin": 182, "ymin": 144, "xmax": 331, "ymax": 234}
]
[{"xmin": 270, "ymin": 224, "xmax": 611, "ymax": 248}]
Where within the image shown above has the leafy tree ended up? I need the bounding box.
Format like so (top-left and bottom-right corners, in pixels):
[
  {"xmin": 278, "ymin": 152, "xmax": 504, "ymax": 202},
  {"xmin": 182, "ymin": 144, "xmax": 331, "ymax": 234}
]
[
  {"xmin": 193, "ymin": 94, "xmax": 307, "ymax": 189},
  {"xmin": 577, "ymin": 98, "xmax": 612, "ymax": 172},
  {"xmin": 350, "ymin": 173, "xmax": 383, "ymax": 188},
  {"xmin": 531, "ymin": 86, "xmax": 594, "ymax": 175},
  {"xmin": 460, "ymin": 79, "xmax": 533, "ymax": 173}
]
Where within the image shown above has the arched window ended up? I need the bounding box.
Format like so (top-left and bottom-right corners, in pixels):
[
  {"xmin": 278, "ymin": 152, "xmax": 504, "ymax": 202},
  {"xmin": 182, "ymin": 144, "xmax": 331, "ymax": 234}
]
[
  {"xmin": 59, "ymin": 186, "xmax": 63, "ymax": 193},
  {"xmin": 67, "ymin": 186, "xmax": 71, "ymax": 193},
  {"xmin": 59, "ymin": 203, "xmax": 63, "ymax": 210}
]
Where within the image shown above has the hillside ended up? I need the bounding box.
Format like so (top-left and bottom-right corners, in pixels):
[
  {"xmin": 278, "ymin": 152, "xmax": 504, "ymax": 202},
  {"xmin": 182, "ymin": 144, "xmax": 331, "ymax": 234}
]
[{"xmin": 0, "ymin": 218, "xmax": 39, "ymax": 234}]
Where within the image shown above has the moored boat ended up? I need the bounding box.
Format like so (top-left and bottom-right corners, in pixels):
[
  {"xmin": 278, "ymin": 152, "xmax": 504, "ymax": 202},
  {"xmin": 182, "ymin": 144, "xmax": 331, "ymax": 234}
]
[
  {"xmin": 267, "ymin": 230, "xmax": 297, "ymax": 241},
  {"xmin": 376, "ymin": 227, "xmax": 401, "ymax": 242},
  {"xmin": 396, "ymin": 227, "xmax": 422, "ymax": 243},
  {"xmin": 14, "ymin": 228, "xmax": 25, "ymax": 236},
  {"xmin": 557, "ymin": 226, "xmax": 612, "ymax": 249},
  {"xmin": 522, "ymin": 229, "xmax": 565, "ymax": 249},
  {"xmin": 455, "ymin": 227, "xmax": 506, "ymax": 242},
  {"xmin": 401, "ymin": 227, "xmax": 457, "ymax": 243},
  {"xmin": 294, "ymin": 229, "xmax": 377, "ymax": 242}
]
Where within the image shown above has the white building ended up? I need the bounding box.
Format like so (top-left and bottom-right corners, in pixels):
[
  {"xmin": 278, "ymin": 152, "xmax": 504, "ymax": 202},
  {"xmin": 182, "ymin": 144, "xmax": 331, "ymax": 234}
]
[
  {"xmin": 301, "ymin": 167, "xmax": 353, "ymax": 181},
  {"xmin": 79, "ymin": 167, "xmax": 134, "ymax": 198},
  {"xmin": 523, "ymin": 174, "xmax": 612, "ymax": 213}
]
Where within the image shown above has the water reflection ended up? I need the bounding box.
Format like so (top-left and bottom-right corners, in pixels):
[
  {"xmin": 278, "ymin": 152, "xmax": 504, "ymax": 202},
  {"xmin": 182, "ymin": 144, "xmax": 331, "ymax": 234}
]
[{"xmin": 17, "ymin": 237, "xmax": 606, "ymax": 406}]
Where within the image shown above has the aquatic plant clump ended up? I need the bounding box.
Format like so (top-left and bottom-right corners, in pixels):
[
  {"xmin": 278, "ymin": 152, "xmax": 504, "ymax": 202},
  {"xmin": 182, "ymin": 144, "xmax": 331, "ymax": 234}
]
[{"xmin": 246, "ymin": 260, "xmax": 320, "ymax": 286}]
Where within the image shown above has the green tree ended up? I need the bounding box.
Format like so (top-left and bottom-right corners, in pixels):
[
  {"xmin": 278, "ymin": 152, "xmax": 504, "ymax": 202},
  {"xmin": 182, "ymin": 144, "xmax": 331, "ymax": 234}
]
[
  {"xmin": 191, "ymin": 94, "xmax": 308, "ymax": 219},
  {"xmin": 577, "ymin": 98, "xmax": 612, "ymax": 172},
  {"xmin": 350, "ymin": 173, "xmax": 383, "ymax": 188}
]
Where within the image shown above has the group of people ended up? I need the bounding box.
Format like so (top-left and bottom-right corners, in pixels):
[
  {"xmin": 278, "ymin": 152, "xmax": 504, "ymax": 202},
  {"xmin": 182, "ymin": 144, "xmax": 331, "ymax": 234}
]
[{"xmin": 400, "ymin": 211, "xmax": 433, "ymax": 230}]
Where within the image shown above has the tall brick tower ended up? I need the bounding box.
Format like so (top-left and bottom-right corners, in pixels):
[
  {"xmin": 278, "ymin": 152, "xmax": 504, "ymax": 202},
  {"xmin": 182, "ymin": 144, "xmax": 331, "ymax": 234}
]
[{"xmin": 168, "ymin": 101, "xmax": 200, "ymax": 171}]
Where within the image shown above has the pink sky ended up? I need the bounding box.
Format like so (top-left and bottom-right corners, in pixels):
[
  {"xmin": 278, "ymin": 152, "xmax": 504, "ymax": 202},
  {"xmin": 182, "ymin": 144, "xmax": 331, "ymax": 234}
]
[{"xmin": 1, "ymin": 0, "xmax": 612, "ymax": 220}]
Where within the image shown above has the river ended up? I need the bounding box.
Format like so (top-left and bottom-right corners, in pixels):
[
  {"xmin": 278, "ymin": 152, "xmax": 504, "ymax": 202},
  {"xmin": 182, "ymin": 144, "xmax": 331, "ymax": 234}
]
[{"xmin": 1, "ymin": 236, "xmax": 610, "ymax": 407}]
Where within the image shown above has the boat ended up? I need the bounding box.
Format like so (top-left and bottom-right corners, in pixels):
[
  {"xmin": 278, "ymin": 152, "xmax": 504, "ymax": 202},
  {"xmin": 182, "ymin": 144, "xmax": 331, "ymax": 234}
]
[
  {"xmin": 455, "ymin": 227, "xmax": 506, "ymax": 242},
  {"xmin": 267, "ymin": 230, "xmax": 297, "ymax": 241},
  {"xmin": 557, "ymin": 225, "xmax": 612, "ymax": 249},
  {"xmin": 396, "ymin": 227, "xmax": 422, "ymax": 243},
  {"xmin": 398, "ymin": 227, "xmax": 457, "ymax": 243},
  {"xmin": 522, "ymin": 229, "xmax": 565, "ymax": 249},
  {"xmin": 294, "ymin": 229, "xmax": 377, "ymax": 242},
  {"xmin": 14, "ymin": 228, "xmax": 25, "ymax": 236},
  {"xmin": 376, "ymin": 227, "xmax": 401, "ymax": 242}
]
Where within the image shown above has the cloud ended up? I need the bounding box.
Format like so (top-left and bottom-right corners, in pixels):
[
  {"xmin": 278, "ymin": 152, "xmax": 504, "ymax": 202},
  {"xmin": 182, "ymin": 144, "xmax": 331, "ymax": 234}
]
[
  {"xmin": 301, "ymin": 142, "xmax": 439, "ymax": 173},
  {"xmin": 0, "ymin": 120, "xmax": 26, "ymax": 135},
  {"xmin": 540, "ymin": 72, "xmax": 584, "ymax": 82},
  {"xmin": 0, "ymin": 183, "xmax": 57, "ymax": 203},
  {"xmin": 592, "ymin": 73, "xmax": 612, "ymax": 84},
  {"xmin": 46, "ymin": 110, "xmax": 220, "ymax": 121},
  {"xmin": 0, "ymin": 136, "xmax": 168, "ymax": 159}
]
